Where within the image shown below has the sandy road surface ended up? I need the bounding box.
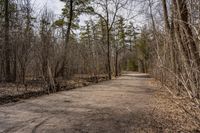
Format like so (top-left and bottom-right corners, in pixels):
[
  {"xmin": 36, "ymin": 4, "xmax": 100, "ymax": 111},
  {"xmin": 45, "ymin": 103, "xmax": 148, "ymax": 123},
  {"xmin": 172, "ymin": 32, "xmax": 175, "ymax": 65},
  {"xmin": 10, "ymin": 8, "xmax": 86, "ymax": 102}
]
[{"xmin": 0, "ymin": 73, "xmax": 169, "ymax": 133}]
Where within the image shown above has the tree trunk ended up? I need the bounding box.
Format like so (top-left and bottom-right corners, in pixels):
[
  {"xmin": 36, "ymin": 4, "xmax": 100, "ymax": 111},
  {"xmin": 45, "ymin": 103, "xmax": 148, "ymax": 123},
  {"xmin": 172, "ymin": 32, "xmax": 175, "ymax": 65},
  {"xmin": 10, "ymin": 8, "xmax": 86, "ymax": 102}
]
[
  {"xmin": 13, "ymin": 47, "xmax": 17, "ymax": 82},
  {"xmin": 106, "ymin": 1, "xmax": 112, "ymax": 80},
  {"xmin": 107, "ymin": 29, "xmax": 112, "ymax": 80},
  {"xmin": 115, "ymin": 51, "xmax": 118, "ymax": 77},
  {"xmin": 4, "ymin": 0, "xmax": 11, "ymax": 82},
  {"xmin": 162, "ymin": 0, "xmax": 170, "ymax": 32},
  {"xmin": 62, "ymin": 0, "xmax": 73, "ymax": 78}
]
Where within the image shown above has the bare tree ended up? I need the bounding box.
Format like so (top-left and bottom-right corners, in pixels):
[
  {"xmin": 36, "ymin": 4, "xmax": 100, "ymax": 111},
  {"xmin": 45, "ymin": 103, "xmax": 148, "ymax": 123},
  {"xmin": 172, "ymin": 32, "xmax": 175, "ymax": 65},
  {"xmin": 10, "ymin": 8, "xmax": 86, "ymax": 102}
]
[{"xmin": 93, "ymin": 0, "xmax": 129, "ymax": 79}]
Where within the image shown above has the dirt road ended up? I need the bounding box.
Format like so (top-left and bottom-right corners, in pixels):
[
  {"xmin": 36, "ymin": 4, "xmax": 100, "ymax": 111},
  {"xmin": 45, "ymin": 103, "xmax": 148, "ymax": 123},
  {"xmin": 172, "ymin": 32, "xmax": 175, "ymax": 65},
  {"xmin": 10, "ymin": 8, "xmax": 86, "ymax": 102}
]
[{"xmin": 0, "ymin": 73, "xmax": 188, "ymax": 133}]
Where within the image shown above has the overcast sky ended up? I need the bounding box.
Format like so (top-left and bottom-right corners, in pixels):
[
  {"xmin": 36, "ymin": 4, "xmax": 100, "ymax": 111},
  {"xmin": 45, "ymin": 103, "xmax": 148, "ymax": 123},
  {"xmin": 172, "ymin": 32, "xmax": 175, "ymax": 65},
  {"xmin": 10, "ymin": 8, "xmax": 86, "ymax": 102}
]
[
  {"xmin": 33, "ymin": 0, "xmax": 89, "ymax": 26},
  {"xmin": 33, "ymin": 0, "xmax": 64, "ymax": 15},
  {"xmin": 32, "ymin": 0, "xmax": 145, "ymax": 28}
]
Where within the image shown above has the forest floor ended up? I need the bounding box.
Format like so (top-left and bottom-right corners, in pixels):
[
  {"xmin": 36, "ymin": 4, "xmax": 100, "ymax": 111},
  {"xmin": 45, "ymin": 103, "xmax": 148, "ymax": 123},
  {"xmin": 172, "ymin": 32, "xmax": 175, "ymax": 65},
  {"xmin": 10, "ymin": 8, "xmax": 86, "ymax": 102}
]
[
  {"xmin": 0, "ymin": 75, "xmax": 107, "ymax": 105},
  {"xmin": 0, "ymin": 72, "xmax": 199, "ymax": 133}
]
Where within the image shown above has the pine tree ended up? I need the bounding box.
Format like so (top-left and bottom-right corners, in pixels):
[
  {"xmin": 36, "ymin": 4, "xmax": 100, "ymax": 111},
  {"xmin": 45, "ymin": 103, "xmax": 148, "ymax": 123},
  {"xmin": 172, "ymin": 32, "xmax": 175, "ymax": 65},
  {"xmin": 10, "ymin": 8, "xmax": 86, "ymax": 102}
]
[
  {"xmin": 114, "ymin": 16, "xmax": 126, "ymax": 76},
  {"xmin": 56, "ymin": 0, "xmax": 93, "ymax": 78}
]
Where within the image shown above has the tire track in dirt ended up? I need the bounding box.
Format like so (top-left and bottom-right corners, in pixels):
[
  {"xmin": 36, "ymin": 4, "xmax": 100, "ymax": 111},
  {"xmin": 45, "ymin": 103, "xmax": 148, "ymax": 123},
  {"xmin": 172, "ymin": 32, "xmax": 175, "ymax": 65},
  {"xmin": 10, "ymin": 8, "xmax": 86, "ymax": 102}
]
[{"xmin": 0, "ymin": 72, "xmax": 180, "ymax": 133}]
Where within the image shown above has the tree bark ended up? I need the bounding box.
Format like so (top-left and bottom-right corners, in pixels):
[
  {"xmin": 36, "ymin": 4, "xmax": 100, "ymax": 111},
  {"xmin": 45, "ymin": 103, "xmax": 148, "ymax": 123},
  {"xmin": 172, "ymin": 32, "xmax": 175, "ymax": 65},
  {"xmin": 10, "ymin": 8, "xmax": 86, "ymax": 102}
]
[
  {"xmin": 106, "ymin": 0, "xmax": 112, "ymax": 80},
  {"xmin": 59, "ymin": 0, "xmax": 73, "ymax": 78},
  {"xmin": 162, "ymin": 0, "xmax": 170, "ymax": 32},
  {"xmin": 115, "ymin": 51, "xmax": 118, "ymax": 77},
  {"xmin": 106, "ymin": 28, "xmax": 112, "ymax": 79},
  {"xmin": 4, "ymin": 0, "xmax": 11, "ymax": 82}
]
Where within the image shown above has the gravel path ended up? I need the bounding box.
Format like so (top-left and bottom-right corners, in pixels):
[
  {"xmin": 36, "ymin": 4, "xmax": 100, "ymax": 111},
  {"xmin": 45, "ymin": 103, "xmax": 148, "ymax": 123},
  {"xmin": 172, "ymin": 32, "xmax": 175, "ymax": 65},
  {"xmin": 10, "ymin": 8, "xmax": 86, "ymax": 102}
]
[{"xmin": 0, "ymin": 73, "xmax": 170, "ymax": 133}]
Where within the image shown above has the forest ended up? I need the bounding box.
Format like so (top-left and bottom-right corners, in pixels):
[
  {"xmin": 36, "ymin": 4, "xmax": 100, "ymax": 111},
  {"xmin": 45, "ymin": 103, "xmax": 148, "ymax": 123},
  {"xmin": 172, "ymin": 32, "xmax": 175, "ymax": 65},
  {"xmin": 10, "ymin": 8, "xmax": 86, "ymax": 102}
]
[
  {"xmin": 0, "ymin": 0, "xmax": 200, "ymax": 132},
  {"xmin": 0, "ymin": 0, "xmax": 142, "ymax": 97}
]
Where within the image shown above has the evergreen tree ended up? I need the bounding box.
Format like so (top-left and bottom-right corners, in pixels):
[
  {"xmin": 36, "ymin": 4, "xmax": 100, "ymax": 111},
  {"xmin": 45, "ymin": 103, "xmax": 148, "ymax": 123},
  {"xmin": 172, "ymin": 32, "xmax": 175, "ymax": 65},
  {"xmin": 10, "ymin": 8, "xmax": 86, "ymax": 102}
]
[
  {"xmin": 55, "ymin": 0, "xmax": 93, "ymax": 78},
  {"xmin": 113, "ymin": 16, "xmax": 126, "ymax": 76}
]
